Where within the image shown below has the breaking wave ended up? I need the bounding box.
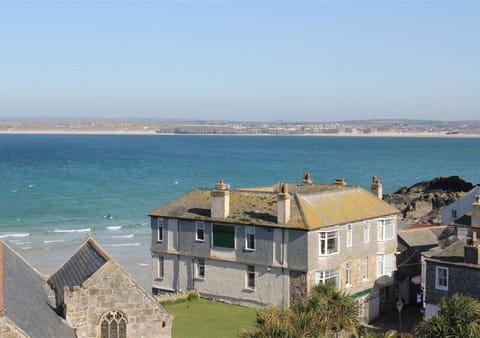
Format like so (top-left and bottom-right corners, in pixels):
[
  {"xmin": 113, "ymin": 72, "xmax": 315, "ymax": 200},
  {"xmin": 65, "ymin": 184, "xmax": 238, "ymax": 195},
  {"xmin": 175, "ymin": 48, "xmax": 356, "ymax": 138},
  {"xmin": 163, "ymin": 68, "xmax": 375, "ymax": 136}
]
[{"xmin": 0, "ymin": 233, "xmax": 30, "ymax": 238}]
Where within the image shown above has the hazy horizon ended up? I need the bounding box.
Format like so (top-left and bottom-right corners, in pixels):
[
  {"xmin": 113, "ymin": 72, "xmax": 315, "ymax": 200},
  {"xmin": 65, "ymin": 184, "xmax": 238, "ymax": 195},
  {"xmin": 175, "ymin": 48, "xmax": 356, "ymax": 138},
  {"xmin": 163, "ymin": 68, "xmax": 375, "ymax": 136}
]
[{"xmin": 1, "ymin": 1, "xmax": 479, "ymax": 122}]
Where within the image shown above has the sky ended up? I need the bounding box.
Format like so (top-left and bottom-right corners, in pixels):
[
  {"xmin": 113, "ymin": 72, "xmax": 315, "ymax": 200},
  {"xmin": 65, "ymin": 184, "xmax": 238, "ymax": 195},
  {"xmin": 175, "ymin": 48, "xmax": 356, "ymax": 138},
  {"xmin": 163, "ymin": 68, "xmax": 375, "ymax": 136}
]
[{"xmin": 0, "ymin": 1, "xmax": 479, "ymax": 122}]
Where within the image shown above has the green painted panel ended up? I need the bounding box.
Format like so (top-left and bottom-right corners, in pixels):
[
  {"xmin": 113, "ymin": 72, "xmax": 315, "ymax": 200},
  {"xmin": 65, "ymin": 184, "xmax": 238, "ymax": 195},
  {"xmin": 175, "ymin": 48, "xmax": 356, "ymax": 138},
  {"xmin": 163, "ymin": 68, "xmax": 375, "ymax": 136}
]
[
  {"xmin": 351, "ymin": 288, "xmax": 372, "ymax": 299},
  {"xmin": 213, "ymin": 224, "xmax": 235, "ymax": 248}
]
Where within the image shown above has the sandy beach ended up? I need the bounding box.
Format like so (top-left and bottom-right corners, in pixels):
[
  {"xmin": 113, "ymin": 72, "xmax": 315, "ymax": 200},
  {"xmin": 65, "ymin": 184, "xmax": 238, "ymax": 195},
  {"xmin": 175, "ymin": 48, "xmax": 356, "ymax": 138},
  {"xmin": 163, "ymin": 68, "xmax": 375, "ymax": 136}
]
[
  {"xmin": 2, "ymin": 119, "xmax": 480, "ymax": 138},
  {"xmin": 2, "ymin": 129, "xmax": 480, "ymax": 138}
]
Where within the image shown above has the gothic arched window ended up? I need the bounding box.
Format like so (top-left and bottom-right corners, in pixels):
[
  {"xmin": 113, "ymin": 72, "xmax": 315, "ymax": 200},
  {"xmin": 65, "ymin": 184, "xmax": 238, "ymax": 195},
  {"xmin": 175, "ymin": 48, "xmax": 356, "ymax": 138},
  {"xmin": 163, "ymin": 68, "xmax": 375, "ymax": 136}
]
[{"xmin": 100, "ymin": 311, "xmax": 127, "ymax": 338}]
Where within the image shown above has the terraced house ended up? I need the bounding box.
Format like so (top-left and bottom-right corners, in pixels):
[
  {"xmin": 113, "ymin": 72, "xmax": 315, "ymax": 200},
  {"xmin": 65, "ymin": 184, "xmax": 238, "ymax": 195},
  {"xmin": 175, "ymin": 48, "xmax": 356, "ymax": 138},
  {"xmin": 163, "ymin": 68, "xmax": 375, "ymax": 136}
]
[{"xmin": 149, "ymin": 174, "xmax": 399, "ymax": 322}]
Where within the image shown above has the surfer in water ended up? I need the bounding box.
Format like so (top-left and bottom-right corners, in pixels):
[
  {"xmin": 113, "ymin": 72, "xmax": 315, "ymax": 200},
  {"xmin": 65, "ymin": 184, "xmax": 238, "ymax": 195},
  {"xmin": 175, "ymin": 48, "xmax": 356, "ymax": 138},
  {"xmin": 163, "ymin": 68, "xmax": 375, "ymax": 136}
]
[{"xmin": 104, "ymin": 213, "xmax": 113, "ymax": 219}]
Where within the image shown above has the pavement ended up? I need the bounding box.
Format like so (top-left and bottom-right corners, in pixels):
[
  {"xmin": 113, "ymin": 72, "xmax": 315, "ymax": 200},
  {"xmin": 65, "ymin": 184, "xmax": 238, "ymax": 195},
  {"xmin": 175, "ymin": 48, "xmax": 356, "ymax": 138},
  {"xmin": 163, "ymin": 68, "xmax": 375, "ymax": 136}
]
[{"xmin": 363, "ymin": 305, "xmax": 424, "ymax": 335}]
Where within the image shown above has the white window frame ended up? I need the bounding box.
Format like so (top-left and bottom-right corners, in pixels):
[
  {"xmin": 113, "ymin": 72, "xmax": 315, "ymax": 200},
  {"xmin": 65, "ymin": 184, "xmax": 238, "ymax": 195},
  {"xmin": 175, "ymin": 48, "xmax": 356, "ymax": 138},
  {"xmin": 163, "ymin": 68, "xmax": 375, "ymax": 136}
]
[
  {"xmin": 315, "ymin": 269, "xmax": 340, "ymax": 288},
  {"xmin": 362, "ymin": 257, "xmax": 368, "ymax": 280},
  {"xmin": 197, "ymin": 258, "xmax": 205, "ymax": 279},
  {"xmin": 346, "ymin": 224, "xmax": 353, "ymax": 248},
  {"xmin": 319, "ymin": 230, "xmax": 339, "ymax": 256},
  {"xmin": 435, "ymin": 266, "xmax": 448, "ymax": 291},
  {"xmin": 376, "ymin": 253, "xmax": 394, "ymax": 277},
  {"xmin": 245, "ymin": 226, "xmax": 255, "ymax": 251},
  {"xmin": 246, "ymin": 265, "xmax": 255, "ymax": 290},
  {"xmin": 196, "ymin": 222, "xmax": 205, "ymax": 241},
  {"xmin": 376, "ymin": 254, "xmax": 384, "ymax": 277},
  {"xmin": 377, "ymin": 218, "xmax": 395, "ymax": 241},
  {"xmin": 357, "ymin": 296, "xmax": 366, "ymax": 321},
  {"xmin": 364, "ymin": 221, "xmax": 370, "ymax": 243},
  {"xmin": 345, "ymin": 262, "xmax": 351, "ymax": 287},
  {"xmin": 157, "ymin": 218, "xmax": 164, "ymax": 242},
  {"xmin": 157, "ymin": 256, "xmax": 164, "ymax": 279}
]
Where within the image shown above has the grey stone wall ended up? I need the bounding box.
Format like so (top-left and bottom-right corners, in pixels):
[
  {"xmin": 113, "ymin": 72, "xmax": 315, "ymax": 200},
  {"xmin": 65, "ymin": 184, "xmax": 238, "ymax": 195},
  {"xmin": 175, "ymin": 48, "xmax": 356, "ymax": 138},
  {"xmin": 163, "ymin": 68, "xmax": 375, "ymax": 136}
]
[
  {"xmin": 289, "ymin": 270, "xmax": 307, "ymax": 302},
  {"xmin": 0, "ymin": 316, "xmax": 28, "ymax": 338},
  {"xmin": 193, "ymin": 260, "xmax": 289, "ymax": 307},
  {"xmin": 64, "ymin": 260, "xmax": 172, "ymax": 338},
  {"xmin": 287, "ymin": 230, "xmax": 308, "ymax": 270},
  {"xmin": 152, "ymin": 253, "xmax": 180, "ymax": 292},
  {"xmin": 425, "ymin": 261, "xmax": 480, "ymax": 305}
]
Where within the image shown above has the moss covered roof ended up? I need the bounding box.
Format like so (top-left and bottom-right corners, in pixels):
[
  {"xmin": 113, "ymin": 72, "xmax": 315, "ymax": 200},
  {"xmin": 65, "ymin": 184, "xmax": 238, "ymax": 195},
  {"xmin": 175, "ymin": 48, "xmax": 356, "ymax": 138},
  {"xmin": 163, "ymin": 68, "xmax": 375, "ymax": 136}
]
[{"xmin": 149, "ymin": 183, "xmax": 399, "ymax": 230}]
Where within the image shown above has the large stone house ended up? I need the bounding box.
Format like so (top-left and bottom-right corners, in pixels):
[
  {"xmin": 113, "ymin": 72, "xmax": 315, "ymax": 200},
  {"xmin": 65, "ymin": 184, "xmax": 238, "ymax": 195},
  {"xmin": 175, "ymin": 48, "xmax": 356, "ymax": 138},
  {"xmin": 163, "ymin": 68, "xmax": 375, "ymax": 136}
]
[
  {"xmin": 0, "ymin": 235, "xmax": 172, "ymax": 338},
  {"xmin": 149, "ymin": 174, "xmax": 399, "ymax": 322}
]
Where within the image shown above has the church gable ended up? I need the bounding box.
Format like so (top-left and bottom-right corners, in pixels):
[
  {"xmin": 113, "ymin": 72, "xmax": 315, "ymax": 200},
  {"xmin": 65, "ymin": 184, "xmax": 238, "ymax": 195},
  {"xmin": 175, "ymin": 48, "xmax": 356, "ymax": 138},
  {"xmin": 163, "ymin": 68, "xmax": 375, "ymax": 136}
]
[
  {"xmin": 47, "ymin": 237, "xmax": 109, "ymax": 313},
  {"xmin": 64, "ymin": 259, "xmax": 172, "ymax": 338}
]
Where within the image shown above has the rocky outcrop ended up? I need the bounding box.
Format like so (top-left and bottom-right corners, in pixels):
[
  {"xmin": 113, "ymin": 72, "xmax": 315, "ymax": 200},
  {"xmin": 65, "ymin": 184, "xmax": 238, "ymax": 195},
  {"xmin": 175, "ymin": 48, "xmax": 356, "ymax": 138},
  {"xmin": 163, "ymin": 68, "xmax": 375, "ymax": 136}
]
[{"xmin": 384, "ymin": 176, "xmax": 475, "ymax": 224}]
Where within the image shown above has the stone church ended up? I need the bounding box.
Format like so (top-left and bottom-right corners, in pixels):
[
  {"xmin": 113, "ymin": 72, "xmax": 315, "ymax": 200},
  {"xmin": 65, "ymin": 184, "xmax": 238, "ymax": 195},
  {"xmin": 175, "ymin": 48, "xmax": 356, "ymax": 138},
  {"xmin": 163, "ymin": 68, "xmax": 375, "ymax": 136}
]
[{"xmin": 0, "ymin": 235, "xmax": 172, "ymax": 338}]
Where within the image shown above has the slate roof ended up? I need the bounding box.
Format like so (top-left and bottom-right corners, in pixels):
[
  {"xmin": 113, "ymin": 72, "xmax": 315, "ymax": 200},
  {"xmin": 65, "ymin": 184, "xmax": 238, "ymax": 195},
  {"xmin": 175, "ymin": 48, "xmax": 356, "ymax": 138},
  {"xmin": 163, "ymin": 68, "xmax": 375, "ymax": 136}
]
[
  {"xmin": 48, "ymin": 236, "xmax": 110, "ymax": 307},
  {"xmin": 0, "ymin": 241, "xmax": 76, "ymax": 338},
  {"xmin": 454, "ymin": 212, "xmax": 472, "ymax": 227},
  {"xmin": 424, "ymin": 239, "xmax": 470, "ymax": 266},
  {"xmin": 149, "ymin": 184, "xmax": 399, "ymax": 230},
  {"xmin": 398, "ymin": 226, "xmax": 445, "ymax": 251}
]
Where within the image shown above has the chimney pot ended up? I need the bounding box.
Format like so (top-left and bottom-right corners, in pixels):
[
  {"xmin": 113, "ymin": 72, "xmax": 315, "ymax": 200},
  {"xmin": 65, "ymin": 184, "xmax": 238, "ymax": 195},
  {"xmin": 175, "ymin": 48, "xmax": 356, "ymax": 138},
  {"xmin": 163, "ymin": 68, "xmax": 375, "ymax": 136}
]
[
  {"xmin": 464, "ymin": 244, "xmax": 480, "ymax": 265},
  {"xmin": 279, "ymin": 182, "xmax": 289, "ymax": 194},
  {"xmin": 371, "ymin": 175, "xmax": 383, "ymax": 200},
  {"xmin": 303, "ymin": 171, "xmax": 312, "ymax": 184}
]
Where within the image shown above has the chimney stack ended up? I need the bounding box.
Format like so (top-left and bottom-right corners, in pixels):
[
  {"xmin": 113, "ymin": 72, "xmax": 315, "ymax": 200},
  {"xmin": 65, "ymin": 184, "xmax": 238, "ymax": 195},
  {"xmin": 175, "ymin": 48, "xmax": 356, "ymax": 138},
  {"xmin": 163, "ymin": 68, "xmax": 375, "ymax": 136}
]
[
  {"xmin": 211, "ymin": 179, "xmax": 230, "ymax": 219},
  {"xmin": 472, "ymin": 195, "xmax": 480, "ymax": 228},
  {"xmin": 333, "ymin": 178, "xmax": 347, "ymax": 186},
  {"xmin": 277, "ymin": 183, "xmax": 291, "ymax": 225},
  {"xmin": 371, "ymin": 175, "xmax": 383, "ymax": 200},
  {"xmin": 464, "ymin": 232, "xmax": 480, "ymax": 264},
  {"xmin": 302, "ymin": 172, "xmax": 312, "ymax": 185}
]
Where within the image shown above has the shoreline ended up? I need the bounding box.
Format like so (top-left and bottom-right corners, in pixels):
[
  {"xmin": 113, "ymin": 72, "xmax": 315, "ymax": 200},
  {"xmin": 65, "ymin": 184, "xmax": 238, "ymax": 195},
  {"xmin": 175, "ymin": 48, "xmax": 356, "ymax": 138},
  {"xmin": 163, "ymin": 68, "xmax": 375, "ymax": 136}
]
[{"xmin": 1, "ymin": 129, "xmax": 480, "ymax": 138}]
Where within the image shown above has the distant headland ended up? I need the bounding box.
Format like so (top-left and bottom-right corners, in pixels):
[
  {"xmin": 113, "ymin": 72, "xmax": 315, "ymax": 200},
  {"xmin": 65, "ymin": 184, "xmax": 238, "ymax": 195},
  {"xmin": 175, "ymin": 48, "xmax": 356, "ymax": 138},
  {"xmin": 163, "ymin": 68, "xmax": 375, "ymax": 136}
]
[{"xmin": 1, "ymin": 118, "xmax": 480, "ymax": 137}]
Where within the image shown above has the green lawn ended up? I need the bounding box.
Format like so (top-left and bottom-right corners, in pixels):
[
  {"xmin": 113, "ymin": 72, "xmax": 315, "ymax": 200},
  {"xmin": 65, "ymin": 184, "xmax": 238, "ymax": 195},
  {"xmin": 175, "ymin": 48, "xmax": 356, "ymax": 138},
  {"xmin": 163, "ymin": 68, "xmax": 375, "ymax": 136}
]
[{"xmin": 163, "ymin": 298, "xmax": 258, "ymax": 338}]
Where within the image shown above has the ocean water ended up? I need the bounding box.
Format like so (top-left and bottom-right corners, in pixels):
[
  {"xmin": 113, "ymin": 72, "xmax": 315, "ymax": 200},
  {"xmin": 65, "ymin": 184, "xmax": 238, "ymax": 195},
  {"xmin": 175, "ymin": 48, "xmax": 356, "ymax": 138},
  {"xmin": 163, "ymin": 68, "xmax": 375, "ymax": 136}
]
[{"xmin": 1, "ymin": 134, "xmax": 480, "ymax": 288}]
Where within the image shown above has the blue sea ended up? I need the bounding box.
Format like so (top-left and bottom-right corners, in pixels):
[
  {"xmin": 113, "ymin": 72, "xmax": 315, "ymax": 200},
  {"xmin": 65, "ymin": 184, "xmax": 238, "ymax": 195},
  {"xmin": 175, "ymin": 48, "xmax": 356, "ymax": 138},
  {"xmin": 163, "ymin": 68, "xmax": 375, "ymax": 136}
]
[{"xmin": 1, "ymin": 134, "xmax": 480, "ymax": 288}]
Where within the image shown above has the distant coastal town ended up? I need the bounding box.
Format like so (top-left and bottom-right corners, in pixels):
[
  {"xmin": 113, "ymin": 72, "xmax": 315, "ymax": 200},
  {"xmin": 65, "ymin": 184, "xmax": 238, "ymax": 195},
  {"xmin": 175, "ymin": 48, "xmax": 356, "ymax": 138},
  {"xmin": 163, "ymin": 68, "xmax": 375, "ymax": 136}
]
[{"xmin": 1, "ymin": 119, "xmax": 480, "ymax": 137}]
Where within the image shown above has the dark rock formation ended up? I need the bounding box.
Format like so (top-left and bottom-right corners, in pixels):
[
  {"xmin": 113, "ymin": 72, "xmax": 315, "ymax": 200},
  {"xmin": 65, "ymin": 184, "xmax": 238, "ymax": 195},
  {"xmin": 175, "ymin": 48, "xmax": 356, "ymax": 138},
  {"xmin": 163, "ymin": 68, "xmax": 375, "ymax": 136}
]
[{"xmin": 384, "ymin": 176, "xmax": 475, "ymax": 224}]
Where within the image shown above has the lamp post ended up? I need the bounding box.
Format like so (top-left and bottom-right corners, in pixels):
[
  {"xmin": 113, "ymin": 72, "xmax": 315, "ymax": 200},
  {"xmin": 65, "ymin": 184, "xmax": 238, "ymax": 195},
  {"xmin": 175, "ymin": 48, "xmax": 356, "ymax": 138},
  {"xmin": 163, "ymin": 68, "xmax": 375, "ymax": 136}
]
[{"xmin": 396, "ymin": 299, "xmax": 404, "ymax": 333}]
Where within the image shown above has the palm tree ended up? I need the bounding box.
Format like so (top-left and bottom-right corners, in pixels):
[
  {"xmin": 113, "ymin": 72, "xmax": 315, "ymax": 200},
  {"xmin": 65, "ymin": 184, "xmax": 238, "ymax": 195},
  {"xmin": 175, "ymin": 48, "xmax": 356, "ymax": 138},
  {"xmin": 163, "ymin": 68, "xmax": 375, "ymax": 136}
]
[
  {"xmin": 414, "ymin": 294, "xmax": 480, "ymax": 338},
  {"xmin": 240, "ymin": 281, "xmax": 360, "ymax": 338}
]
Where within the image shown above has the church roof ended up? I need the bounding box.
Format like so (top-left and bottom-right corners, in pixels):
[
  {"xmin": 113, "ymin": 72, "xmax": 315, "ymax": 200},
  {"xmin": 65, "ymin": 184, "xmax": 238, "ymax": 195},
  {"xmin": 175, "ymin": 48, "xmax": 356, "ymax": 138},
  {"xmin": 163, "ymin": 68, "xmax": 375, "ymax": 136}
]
[
  {"xmin": 48, "ymin": 235, "xmax": 110, "ymax": 307},
  {"xmin": 149, "ymin": 184, "xmax": 399, "ymax": 230},
  {"xmin": 0, "ymin": 241, "xmax": 76, "ymax": 338}
]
